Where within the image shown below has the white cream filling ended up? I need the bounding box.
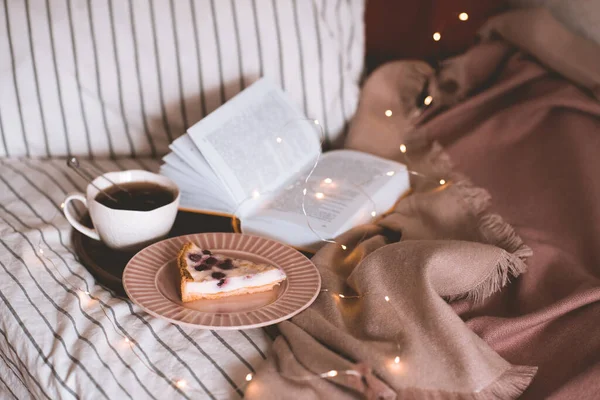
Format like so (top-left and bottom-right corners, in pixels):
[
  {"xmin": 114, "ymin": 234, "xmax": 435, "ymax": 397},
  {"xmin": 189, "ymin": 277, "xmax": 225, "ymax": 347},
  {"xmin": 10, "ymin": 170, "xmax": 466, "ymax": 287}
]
[{"xmin": 184, "ymin": 268, "xmax": 286, "ymax": 295}]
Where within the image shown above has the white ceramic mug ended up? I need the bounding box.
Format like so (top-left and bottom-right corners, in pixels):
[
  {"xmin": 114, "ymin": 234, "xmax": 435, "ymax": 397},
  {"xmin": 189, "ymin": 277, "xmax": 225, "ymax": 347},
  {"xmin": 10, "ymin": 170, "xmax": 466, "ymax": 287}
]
[{"xmin": 63, "ymin": 170, "xmax": 180, "ymax": 251}]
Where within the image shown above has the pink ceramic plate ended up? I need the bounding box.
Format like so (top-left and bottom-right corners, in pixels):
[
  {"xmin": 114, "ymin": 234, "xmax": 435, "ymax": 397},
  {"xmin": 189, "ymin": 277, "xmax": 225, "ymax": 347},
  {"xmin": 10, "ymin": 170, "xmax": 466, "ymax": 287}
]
[{"xmin": 123, "ymin": 233, "xmax": 321, "ymax": 330}]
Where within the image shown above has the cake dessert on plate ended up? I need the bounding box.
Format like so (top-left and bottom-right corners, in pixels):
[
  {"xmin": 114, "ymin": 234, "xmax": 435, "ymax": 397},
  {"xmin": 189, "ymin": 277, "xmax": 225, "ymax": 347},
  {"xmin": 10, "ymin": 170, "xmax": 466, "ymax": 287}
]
[{"xmin": 177, "ymin": 242, "xmax": 287, "ymax": 302}]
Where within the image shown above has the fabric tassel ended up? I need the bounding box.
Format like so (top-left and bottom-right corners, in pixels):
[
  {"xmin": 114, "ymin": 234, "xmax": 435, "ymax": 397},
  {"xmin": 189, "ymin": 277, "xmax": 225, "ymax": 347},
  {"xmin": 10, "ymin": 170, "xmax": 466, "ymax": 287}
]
[
  {"xmin": 444, "ymin": 248, "xmax": 529, "ymax": 304},
  {"xmin": 393, "ymin": 365, "xmax": 538, "ymax": 399}
]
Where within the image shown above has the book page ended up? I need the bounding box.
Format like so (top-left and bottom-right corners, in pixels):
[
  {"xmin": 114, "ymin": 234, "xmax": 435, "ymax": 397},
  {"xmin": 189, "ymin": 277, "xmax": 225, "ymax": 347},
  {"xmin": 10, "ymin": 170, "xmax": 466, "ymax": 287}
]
[
  {"xmin": 242, "ymin": 150, "xmax": 410, "ymax": 251},
  {"xmin": 187, "ymin": 78, "xmax": 321, "ymax": 205},
  {"xmin": 161, "ymin": 153, "xmax": 233, "ymax": 202},
  {"xmin": 168, "ymin": 134, "xmax": 225, "ymax": 189}
]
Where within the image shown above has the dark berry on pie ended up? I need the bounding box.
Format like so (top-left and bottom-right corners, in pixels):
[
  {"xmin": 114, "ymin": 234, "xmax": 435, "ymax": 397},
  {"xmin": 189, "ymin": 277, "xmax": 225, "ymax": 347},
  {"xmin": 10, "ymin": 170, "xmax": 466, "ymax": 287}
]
[
  {"xmin": 218, "ymin": 259, "xmax": 234, "ymax": 270},
  {"xmin": 188, "ymin": 253, "xmax": 203, "ymax": 262},
  {"xmin": 211, "ymin": 271, "xmax": 226, "ymax": 279},
  {"xmin": 194, "ymin": 264, "xmax": 210, "ymax": 271},
  {"xmin": 202, "ymin": 250, "xmax": 212, "ymax": 255},
  {"xmin": 217, "ymin": 278, "xmax": 226, "ymax": 287},
  {"xmin": 205, "ymin": 257, "xmax": 218, "ymax": 265}
]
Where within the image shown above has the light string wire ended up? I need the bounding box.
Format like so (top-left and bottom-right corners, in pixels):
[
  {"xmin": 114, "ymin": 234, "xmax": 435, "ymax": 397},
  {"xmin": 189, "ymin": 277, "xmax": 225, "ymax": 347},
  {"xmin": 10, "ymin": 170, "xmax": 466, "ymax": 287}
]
[{"xmin": 228, "ymin": 118, "xmax": 380, "ymax": 250}]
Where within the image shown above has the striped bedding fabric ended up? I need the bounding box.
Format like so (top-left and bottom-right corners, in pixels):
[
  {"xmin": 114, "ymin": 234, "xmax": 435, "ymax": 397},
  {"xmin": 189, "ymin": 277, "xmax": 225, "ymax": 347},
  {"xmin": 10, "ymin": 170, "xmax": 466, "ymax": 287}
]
[
  {"xmin": 0, "ymin": 1, "xmax": 366, "ymax": 398},
  {"xmin": 0, "ymin": 158, "xmax": 271, "ymax": 400}
]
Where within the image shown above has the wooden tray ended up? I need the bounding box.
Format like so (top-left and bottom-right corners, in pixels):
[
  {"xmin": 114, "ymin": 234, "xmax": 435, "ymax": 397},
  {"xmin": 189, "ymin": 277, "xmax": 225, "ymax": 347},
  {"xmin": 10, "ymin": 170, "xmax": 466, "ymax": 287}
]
[{"xmin": 72, "ymin": 211, "xmax": 235, "ymax": 296}]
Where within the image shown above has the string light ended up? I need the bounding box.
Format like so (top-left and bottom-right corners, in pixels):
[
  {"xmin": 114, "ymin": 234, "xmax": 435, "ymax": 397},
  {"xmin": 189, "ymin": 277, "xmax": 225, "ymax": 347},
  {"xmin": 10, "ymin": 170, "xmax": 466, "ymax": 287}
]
[
  {"xmin": 385, "ymin": 110, "xmax": 393, "ymax": 117},
  {"xmin": 323, "ymin": 178, "xmax": 332, "ymax": 184},
  {"xmin": 175, "ymin": 379, "xmax": 187, "ymax": 389},
  {"xmin": 125, "ymin": 338, "xmax": 130, "ymax": 343},
  {"xmin": 276, "ymin": 137, "xmax": 282, "ymax": 143},
  {"xmin": 386, "ymin": 171, "xmax": 395, "ymax": 176},
  {"xmin": 246, "ymin": 373, "xmax": 253, "ymax": 382},
  {"xmin": 315, "ymin": 192, "xmax": 324, "ymax": 199},
  {"xmin": 384, "ymin": 296, "xmax": 390, "ymax": 302},
  {"xmin": 459, "ymin": 12, "xmax": 469, "ymax": 21},
  {"xmin": 337, "ymin": 293, "xmax": 361, "ymax": 299},
  {"xmin": 39, "ymin": 248, "xmax": 44, "ymax": 255},
  {"xmin": 60, "ymin": 202, "xmax": 65, "ymax": 209},
  {"xmin": 340, "ymin": 245, "xmax": 347, "ymax": 250},
  {"xmin": 281, "ymin": 369, "xmax": 363, "ymax": 383},
  {"xmin": 399, "ymin": 144, "xmax": 407, "ymax": 153},
  {"xmin": 252, "ymin": 190, "xmax": 261, "ymax": 199},
  {"xmin": 314, "ymin": 120, "xmax": 320, "ymax": 125},
  {"xmin": 424, "ymin": 95, "xmax": 433, "ymax": 106},
  {"xmin": 371, "ymin": 211, "xmax": 377, "ymax": 217},
  {"xmin": 433, "ymin": 32, "xmax": 441, "ymax": 41},
  {"xmin": 394, "ymin": 356, "xmax": 400, "ymax": 364},
  {"xmin": 439, "ymin": 179, "xmax": 446, "ymax": 185}
]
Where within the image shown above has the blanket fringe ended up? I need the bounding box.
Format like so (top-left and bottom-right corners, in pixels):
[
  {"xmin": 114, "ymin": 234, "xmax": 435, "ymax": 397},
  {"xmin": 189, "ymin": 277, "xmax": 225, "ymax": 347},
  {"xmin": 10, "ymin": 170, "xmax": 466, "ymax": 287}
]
[
  {"xmin": 406, "ymin": 139, "xmax": 533, "ymax": 303},
  {"xmin": 446, "ymin": 181, "xmax": 533, "ymax": 303},
  {"xmin": 478, "ymin": 213, "xmax": 533, "ymax": 259},
  {"xmin": 453, "ymin": 180, "xmax": 533, "ymax": 258},
  {"xmin": 444, "ymin": 248, "xmax": 529, "ymax": 304},
  {"xmin": 482, "ymin": 365, "xmax": 538, "ymax": 400},
  {"xmin": 396, "ymin": 364, "xmax": 538, "ymax": 400}
]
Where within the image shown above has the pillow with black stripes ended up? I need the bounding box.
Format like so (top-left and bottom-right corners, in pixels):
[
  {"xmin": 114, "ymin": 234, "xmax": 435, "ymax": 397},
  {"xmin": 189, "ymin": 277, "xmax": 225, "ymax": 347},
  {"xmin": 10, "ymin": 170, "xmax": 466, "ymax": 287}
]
[{"xmin": 0, "ymin": 0, "xmax": 365, "ymax": 158}]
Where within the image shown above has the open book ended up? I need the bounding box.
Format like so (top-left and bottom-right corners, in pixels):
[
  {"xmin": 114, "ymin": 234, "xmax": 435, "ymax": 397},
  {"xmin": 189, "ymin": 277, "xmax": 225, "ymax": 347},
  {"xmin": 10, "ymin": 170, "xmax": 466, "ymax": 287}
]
[{"xmin": 160, "ymin": 79, "xmax": 410, "ymax": 251}]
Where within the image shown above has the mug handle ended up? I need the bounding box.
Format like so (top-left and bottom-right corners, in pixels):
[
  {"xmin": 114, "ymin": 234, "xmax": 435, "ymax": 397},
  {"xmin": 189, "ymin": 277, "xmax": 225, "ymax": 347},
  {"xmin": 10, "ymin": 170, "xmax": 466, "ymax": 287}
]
[{"xmin": 63, "ymin": 192, "xmax": 101, "ymax": 241}]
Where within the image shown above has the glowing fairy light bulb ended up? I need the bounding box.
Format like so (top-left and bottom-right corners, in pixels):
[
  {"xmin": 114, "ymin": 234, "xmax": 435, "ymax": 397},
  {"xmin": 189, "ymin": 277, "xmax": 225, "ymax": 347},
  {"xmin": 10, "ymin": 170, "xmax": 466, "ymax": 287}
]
[
  {"xmin": 371, "ymin": 211, "xmax": 377, "ymax": 217},
  {"xmin": 384, "ymin": 296, "xmax": 390, "ymax": 302},
  {"xmin": 385, "ymin": 110, "xmax": 393, "ymax": 117},
  {"xmin": 399, "ymin": 144, "xmax": 407, "ymax": 153},
  {"xmin": 439, "ymin": 179, "xmax": 446, "ymax": 185},
  {"xmin": 303, "ymin": 188, "xmax": 307, "ymax": 195},
  {"xmin": 39, "ymin": 248, "xmax": 44, "ymax": 255},
  {"xmin": 276, "ymin": 137, "xmax": 282, "ymax": 143},
  {"xmin": 175, "ymin": 379, "xmax": 187, "ymax": 389},
  {"xmin": 459, "ymin": 12, "xmax": 469, "ymax": 21},
  {"xmin": 60, "ymin": 202, "xmax": 65, "ymax": 209},
  {"xmin": 386, "ymin": 171, "xmax": 395, "ymax": 176},
  {"xmin": 424, "ymin": 95, "xmax": 433, "ymax": 106},
  {"xmin": 341, "ymin": 245, "xmax": 347, "ymax": 250},
  {"xmin": 433, "ymin": 32, "xmax": 441, "ymax": 41},
  {"xmin": 314, "ymin": 120, "xmax": 320, "ymax": 125},
  {"xmin": 125, "ymin": 338, "xmax": 130, "ymax": 343},
  {"xmin": 315, "ymin": 192, "xmax": 324, "ymax": 199},
  {"xmin": 327, "ymin": 370, "xmax": 338, "ymax": 377},
  {"xmin": 338, "ymin": 294, "xmax": 346, "ymax": 299},
  {"xmin": 394, "ymin": 356, "xmax": 400, "ymax": 364},
  {"xmin": 323, "ymin": 178, "xmax": 332, "ymax": 184},
  {"xmin": 246, "ymin": 373, "xmax": 253, "ymax": 382},
  {"xmin": 252, "ymin": 190, "xmax": 260, "ymax": 199}
]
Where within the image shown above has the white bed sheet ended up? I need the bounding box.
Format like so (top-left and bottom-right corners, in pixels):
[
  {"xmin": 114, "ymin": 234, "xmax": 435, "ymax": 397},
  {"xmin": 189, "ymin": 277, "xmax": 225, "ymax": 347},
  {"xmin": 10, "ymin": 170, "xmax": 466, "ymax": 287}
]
[{"xmin": 0, "ymin": 158, "xmax": 271, "ymax": 400}]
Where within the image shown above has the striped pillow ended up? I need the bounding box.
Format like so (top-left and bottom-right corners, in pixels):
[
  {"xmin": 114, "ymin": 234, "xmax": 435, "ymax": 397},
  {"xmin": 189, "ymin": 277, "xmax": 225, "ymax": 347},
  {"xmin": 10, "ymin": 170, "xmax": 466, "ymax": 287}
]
[{"xmin": 0, "ymin": 0, "xmax": 365, "ymax": 158}]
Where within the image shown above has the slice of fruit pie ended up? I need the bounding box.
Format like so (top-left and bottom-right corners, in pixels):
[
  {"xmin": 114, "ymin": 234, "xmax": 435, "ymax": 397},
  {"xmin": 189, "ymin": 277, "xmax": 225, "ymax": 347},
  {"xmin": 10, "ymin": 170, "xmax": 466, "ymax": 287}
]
[{"xmin": 177, "ymin": 242, "xmax": 287, "ymax": 302}]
